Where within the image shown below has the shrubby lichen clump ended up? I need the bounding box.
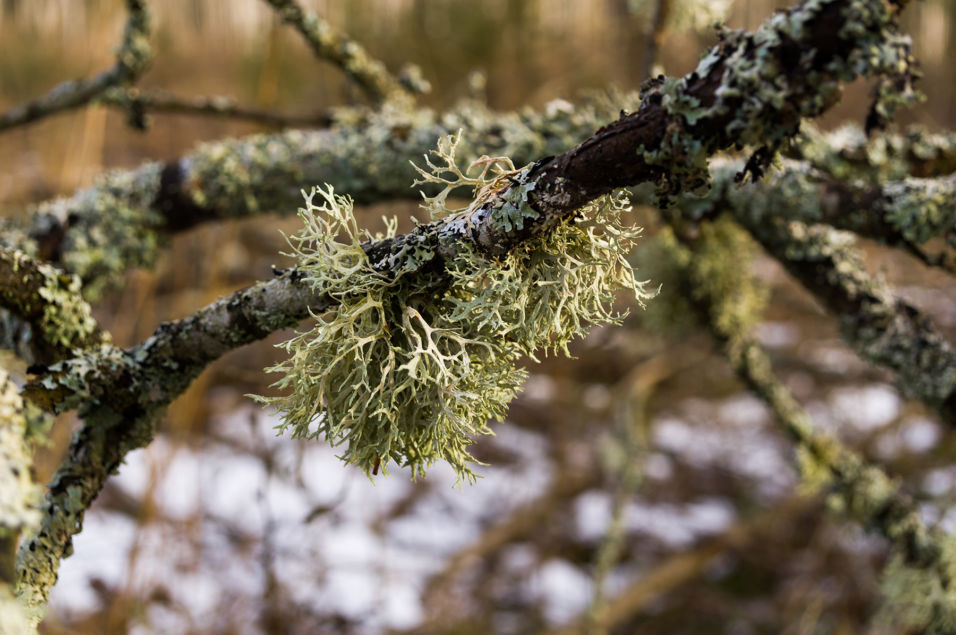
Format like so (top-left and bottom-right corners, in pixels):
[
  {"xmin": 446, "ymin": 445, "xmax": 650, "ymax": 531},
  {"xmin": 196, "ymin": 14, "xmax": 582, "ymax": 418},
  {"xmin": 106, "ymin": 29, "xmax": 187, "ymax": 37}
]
[{"xmin": 257, "ymin": 135, "xmax": 652, "ymax": 482}]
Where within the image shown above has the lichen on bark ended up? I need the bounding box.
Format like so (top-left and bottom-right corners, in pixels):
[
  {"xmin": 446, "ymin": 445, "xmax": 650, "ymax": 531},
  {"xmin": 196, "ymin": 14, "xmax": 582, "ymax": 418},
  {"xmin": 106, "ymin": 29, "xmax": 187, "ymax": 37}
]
[{"xmin": 255, "ymin": 137, "xmax": 651, "ymax": 481}]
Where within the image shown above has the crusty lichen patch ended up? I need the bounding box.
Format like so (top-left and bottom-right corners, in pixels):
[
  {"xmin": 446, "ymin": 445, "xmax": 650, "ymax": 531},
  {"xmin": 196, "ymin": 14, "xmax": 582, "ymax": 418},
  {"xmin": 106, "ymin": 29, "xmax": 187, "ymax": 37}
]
[{"xmin": 0, "ymin": 368, "xmax": 41, "ymax": 543}]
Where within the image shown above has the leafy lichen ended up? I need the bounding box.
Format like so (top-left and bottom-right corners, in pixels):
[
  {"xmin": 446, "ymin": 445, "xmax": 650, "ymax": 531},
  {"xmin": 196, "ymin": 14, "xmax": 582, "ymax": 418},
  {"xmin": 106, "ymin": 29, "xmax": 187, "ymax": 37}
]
[{"xmin": 256, "ymin": 136, "xmax": 652, "ymax": 482}]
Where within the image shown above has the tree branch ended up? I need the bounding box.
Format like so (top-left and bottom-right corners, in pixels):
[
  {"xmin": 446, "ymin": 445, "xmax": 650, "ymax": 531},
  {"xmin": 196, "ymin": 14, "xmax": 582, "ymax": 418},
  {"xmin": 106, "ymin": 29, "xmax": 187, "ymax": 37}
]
[
  {"xmin": 0, "ymin": 248, "xmax": 107, "ymax": 361},
  {"xmin": 96, "ymin": 87, "xmax": 333, "ymax": 130},
  {"xmin": 14, "ymin": 0, "xmax": 922, "ymax": 615},
  {"xmin": 659, "ymin": 160, "xmax": 956, "ymax": 421},
  {"xmin": 793, "ymin": 123, "xmax": 956, "ymax": 181},
  {"xmin": 3, "ymin": 97, "xmax": 624, "ymax": 299},
  {"xmin": 0, "ymin": 0, "xmax": 151, "ymax": 135},
  {"xmin": 261, "ymin": 0, "xmax": 413, "ymax": 105},
  {"xmin": 662, "ymin": 218, "xmax": 956, "ymax": 632},
  {"xmin": 15, "ymin": 268, "xmax": 329, "ymax": 618}
]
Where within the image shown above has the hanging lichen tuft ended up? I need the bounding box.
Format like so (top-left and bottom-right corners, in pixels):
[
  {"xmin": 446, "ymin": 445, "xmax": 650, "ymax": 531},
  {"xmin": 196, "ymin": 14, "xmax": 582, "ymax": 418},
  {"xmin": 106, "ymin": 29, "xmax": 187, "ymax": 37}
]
[{"xmin": 255, "ymin": 134, "xmax": 653, "ymax": 483}]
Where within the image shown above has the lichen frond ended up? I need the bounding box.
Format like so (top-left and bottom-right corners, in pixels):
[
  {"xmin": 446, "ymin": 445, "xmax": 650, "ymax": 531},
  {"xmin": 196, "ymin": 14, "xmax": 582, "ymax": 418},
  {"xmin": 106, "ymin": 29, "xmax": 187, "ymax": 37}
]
[
  {"xmin": 256, "ymin": 186, "xmax": 526, "ymax": 483},
  {"xmin": 445, "ymin": 190, "xmax": 652, "ymax": 359},
  {"xmin": 259, "ymin": 137, "xmax": 652, "ymax": 482},
  {"xmin": 411, "ymin": 129, "xmax": 521, "ymax": 221}
]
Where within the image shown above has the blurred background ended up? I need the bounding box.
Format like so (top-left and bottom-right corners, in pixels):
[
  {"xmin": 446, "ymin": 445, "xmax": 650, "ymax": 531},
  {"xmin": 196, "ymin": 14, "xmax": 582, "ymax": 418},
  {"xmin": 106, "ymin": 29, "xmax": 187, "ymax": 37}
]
[{"xmin": 2, "ymin": 0, "xmax": 956, "ymax": 633}]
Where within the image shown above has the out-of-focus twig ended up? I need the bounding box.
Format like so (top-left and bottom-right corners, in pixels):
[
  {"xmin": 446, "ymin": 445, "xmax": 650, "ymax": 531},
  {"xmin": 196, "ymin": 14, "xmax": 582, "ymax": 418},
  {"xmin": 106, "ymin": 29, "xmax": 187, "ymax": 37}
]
[
  {"xmin": 662, "ymin": 217, "xmax": 956, "ymax": 632},
  {"xmin": 262, "ymin": 0, "xmax": 415, "ymax": 105},
  {"xmin": 555, "ymin": 496, "xmax": 817, "ymax": 635},
  {"xmin": 642, "ymin": 0, "xmax": 671, "ymax": 80},
  {"xmin": 0, "ymin": 0, "xmax": 151, "ymax": 135},
  {"xmin": 97, "ymin": 87, "xmax": 333, "ymax": 130},
  {"xmin": 423, "ymin": 459, "xmax": 601, "ymax": 620},
  {"xmin": 586, "ymin": 346, "xmax": 706, "ymax": 634}
]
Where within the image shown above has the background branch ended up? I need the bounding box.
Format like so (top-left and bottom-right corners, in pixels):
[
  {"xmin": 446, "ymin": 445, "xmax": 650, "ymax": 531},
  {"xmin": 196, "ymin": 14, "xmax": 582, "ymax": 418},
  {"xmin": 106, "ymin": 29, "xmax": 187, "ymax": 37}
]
[
  {"xmin": 0, "ymin": 0, "xmax": 151, "ymax": 134},
  {"xmin": 97, "ymin": 87, "xmax": 333, "ymax": 130},
  {"xmin": 262, "ymin": 0, "xmax": 413, "ymax": 105}
]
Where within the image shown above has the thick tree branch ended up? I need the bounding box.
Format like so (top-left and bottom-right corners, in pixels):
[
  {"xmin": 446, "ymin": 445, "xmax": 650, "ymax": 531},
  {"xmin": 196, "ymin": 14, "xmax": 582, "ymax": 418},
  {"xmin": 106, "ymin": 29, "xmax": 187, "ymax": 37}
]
[
  {"xmin": 3, "ymin": 98, "xmax": 621, "ymax": 299},
  {"xmin": 725, "ymin": 160, "xmax": 956, "ymax": 266},
  {"xmin": 0, "ymin": 0, "xmax": 151, "ymax": 135},
  {"xmin": 16, "ymin": 268, "xmax": 329, "ymax": 617},
  {"xmin": 793, "ymin": 123, "xmax": 956, "ymax": 181}
]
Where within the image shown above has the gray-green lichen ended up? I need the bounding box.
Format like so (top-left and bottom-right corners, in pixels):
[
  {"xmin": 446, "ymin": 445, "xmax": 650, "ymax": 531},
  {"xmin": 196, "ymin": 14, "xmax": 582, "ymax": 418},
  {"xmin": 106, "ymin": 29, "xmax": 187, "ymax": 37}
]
[
  {"xmin": 706, "ymin": 155, "xmax": 956, "ymax": 251},
  {"xmin": 881, "ymin": 174, "xmax": 956, "ymax": 247},
  {"xmin": 663, "ymin": 234, "xmax": 956, "ymax": 633},
  {"xmin": 638, "ymin": 0, "xmax": 918, "ymax": 205},
  {"xmin": 792, "ymin": 123, "xmax": 956, "ymax": 182},
  {"xmin": 877, "ymin": 537, "xmax": 956, "ymax": 634},
  {"xmin": 0, "ymin": 586, "xmax": 34, "ymax": 635},
  {"xmin": 24, "ymin": 164, "xmax": 165, "ymax": 301},
  {"xmin": 2, "ymin": 93, "xmax": 632, "ymax": 300},
  {"xmin": 0, "ymin": 248, "xmax": 105, "ymax": 356},
  {"xmin": 633, "ymin": 216, "xmax": 768, "ymax": 340},
  {"xmin": 257, "ymin": 137, "xmax": 652, "ymax": 482},
  {"xmin": 0, "ymin": 369, "xmax": 40, "ymax": 538}
]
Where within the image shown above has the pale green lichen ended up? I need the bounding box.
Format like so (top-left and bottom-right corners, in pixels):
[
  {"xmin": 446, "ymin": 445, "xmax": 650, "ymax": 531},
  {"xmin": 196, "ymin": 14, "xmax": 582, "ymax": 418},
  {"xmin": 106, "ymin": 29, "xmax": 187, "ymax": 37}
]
[
  {"xmin": 0, "ymin": 369, "xmax": 41, "ymax": 538},
  {"xmin": 882, "ymin": 174, "xmax": 956, "ymax": 247},
  {"xmin": 877, "ymin": 537, "xmax": 956, "ymax": 634},
  {"xmin": 31, "ymin": 259, "xmax": 102, "ymax": 351},
  {"xmin": 633, "ymin": 217, "xmax": 768, "ymax": 340},
  {"xmin": 29, "ymin": 165, "xmax": 165, "ymax": 301},
  {"xmin": 257, "ymin": 136, "xmax": 651, "ymax": 482},
  {"xmin": 256, "ymin": 187, "xmax": 526, "ymax": 482},
  {"xmin": 637, "ymin": 0, "xmax": 919, "ymax": 206},
  {"xmin": 792, "ymin": 124, "xmax": 956, "ymax": 182}
]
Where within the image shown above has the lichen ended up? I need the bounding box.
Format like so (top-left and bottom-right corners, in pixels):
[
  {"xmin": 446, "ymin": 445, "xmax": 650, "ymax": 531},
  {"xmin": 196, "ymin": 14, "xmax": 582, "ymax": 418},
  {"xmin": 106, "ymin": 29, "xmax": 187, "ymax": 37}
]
[
  {"xmin": 31, "ymin": 260, "xmax": 102, "ymax": 351},
  {"xmin": 633, "ymin": 217, "xmax": 767, "ymax": 341},
  {"xmin": 792, "ymin": 124, "xmax": 956, "ymax": 182},
  {"xmin": 256, "ymin": 136, "xmax": 652, "ymax": 482},
  {"xmin": 0, "ymin": 369, "xmax": 41, "ymax": 538},
  {"xmin": 882, "ymin": 174, "xmax": 956, "ymax": 247},
  {"xmin": 636, "ymin": 0, "xmax": 919, "ymax": 205},
  {"xmin": 32, "ymin": 164, "xmax": 165, "ymax": 301},
  {"xmin": 877, "ymin": 536, "xmax": 956, "ymax": 634}
]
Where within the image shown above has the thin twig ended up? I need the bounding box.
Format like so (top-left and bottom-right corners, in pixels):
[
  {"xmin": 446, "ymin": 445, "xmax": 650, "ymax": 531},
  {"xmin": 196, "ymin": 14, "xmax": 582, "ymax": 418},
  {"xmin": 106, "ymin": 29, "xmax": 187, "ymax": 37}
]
[
  {"xmin": 555, "ymin": 497, "xmax": 817, "ymax": 635},
  {"xmin": 586, "ymin": 348, "xmax": 703, "ymax": 633},
  {"xmin": 642, "ymin": 0, "xmax": 672, "ymax": 81},
  {"xmin": 97, "ymin": 87, "xmax": 333, "ymax": 130},
  {"xmin": 0, "ymin": 0, "xmax": 151, "ymax": 135},
  {"xmin": 261, "ymin": 0, "xmax": 411, "ymax": 105}
]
